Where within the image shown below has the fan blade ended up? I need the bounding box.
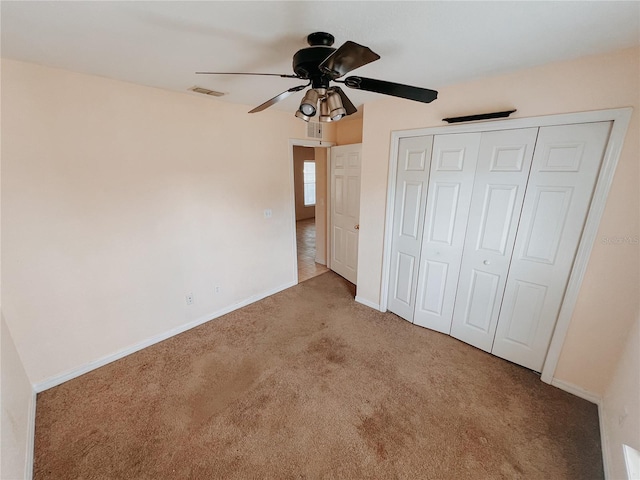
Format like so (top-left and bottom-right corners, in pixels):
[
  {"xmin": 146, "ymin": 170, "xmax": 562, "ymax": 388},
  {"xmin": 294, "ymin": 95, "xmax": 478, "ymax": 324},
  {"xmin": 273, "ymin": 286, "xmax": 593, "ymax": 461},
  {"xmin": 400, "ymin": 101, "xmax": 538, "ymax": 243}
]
[
  {"xmin": 344, "ymin": 76, "xmax": 438, "ymax": 104},
  {"xmin": 196, "ymin": 72, "xmax": 299, "ymax": 78},
  {"xmin": 319, "ymin": 41, "xmax": 380, "ymax": 79},
  {"xmin": 333, "ymin": 87, "xmax": 357, "ymax": 116},
  {"xmin": 248, "ymin": 84, "xmax": 308, "ymax": 113}
]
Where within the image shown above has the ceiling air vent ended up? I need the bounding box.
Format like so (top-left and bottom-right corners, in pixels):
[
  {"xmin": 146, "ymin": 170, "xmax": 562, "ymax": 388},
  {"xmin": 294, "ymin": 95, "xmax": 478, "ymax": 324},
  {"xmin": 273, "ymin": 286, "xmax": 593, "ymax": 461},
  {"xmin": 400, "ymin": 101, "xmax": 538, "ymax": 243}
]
[
  {"xmin": 307, "ymin": 121, "xmax": 323, "ymax": 139},
  {"xmin": 189, "ymin": 86, "xmax": 225, "ymax": 97}
]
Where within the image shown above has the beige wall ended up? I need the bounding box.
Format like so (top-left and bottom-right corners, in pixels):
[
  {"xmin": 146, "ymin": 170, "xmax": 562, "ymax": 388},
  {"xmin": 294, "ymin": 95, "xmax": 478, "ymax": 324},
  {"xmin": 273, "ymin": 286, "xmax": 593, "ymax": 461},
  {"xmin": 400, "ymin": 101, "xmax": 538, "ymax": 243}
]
[
  {"xmin": 293, "ymin": 146, "xmax": 316, "ymax": 221},
  {"xmin": 358, "ymin": 47, "xmax": 639, "ymax": 396},
  {"xmin": 1, "ymin": 59, "xmax": 309, "ymax": 385},
  {"xmin": 336, "ymin": 117, "xmax": 363, "ymax": 145},
  {"xmin": 601, "ymin": 314, "xmax": 640, "ymax": 479},
  {"xmin": 0, "ymin": 61, "xmax": 34, "ymax": 479},
  {"xmin": 1, "ymin": 315, "xmax": 34, "ymax": 480}
]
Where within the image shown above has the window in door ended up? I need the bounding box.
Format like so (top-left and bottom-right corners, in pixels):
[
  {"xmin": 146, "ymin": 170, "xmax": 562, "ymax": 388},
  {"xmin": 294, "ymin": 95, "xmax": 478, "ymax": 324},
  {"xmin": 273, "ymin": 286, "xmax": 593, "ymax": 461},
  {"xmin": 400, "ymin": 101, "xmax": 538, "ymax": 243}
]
[{"xmin": 303, "ymin": 161, "xmax": 316, "ymax": 206}]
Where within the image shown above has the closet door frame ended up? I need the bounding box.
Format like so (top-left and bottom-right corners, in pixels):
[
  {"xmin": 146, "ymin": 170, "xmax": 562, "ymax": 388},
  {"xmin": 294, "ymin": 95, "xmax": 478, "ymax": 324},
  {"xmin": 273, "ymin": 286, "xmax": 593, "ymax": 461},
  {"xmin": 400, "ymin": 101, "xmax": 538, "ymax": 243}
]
[{"xmin": 379, "ymin": 107, "xmax": 632, "ymax": 385}]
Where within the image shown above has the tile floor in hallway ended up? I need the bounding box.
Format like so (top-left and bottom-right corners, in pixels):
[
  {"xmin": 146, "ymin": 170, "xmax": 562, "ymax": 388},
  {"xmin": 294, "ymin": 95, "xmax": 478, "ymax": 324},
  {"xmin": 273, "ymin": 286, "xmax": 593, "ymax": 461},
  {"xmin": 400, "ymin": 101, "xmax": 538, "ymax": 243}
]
[{"xmin": 297, "ymin": 217, "xmax": 329, "ymax": 283}]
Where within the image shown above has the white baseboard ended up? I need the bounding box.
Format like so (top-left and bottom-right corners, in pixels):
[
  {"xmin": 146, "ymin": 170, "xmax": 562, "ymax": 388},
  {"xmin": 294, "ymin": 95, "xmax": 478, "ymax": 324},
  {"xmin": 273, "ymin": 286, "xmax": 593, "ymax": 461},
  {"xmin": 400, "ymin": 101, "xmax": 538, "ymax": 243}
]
[
  {"xmin": 355, "ymin": 295, "xmax": 383, "ymax": 312},
  {"xmin": 33, "ymin": 281, "xmax": 296, "ymax": 393},
  {"xmin": 550, "ymin": 378, "xmax": 602, "ymax": 404},
  {"xmin": 25, "ymin": 388, "xmax": 36, "ymax": 480},
  {"xmin": 597, "ymin": 401, "xmax": 612, "ymax": 480}
]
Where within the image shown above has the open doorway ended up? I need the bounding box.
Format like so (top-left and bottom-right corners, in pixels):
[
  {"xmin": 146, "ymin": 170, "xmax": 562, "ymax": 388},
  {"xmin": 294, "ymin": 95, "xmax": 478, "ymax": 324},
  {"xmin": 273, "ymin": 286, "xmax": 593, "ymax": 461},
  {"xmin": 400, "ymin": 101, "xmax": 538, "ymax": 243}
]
[{"xmin": 292, "ymin": 145, "xmax": 329, "ymax": 283}]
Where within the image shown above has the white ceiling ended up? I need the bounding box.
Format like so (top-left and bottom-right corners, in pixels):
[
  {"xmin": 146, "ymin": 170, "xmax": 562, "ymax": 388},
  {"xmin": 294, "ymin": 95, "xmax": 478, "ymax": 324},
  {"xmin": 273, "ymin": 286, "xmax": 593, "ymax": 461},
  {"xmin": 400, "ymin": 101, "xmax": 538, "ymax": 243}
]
[{"xmin": 2, "ymin": 1, "xmax": 639, "ymax": 115}]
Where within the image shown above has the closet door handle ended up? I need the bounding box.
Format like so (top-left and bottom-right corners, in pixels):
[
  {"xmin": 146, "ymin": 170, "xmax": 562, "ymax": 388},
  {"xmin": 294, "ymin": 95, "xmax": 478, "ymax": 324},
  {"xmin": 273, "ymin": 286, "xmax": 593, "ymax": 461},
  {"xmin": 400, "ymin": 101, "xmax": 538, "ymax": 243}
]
[
  {"xmin": 483, "ymin": 260, "xmax": 491, "ymax": 265},
  {"xmin": 354, "ymin": 224, "xmax": 360, "ymax": 230}
]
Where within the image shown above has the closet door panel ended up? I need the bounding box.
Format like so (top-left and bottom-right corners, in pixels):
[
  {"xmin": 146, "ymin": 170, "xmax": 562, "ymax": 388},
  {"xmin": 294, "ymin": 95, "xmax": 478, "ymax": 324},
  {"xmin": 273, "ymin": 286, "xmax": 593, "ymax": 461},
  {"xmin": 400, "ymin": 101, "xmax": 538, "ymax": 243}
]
[
  {"xmin": 450, "ymin": 128, "xmax": 538, "ymax": 352},
  {"xmin": 476, "ymin": 184, "xmax": 519, "ymax": 254},
  {"xmin": 492, "ymin": 121, "xmax": 611, "ymax": 371},
  {"xmin": 459, "ymin": 269, "xmax": 501, "ymax": 333},
  {"xmin": 387, "ymin": 136, "xmax": 433, "ymax": 322},
  {"xmin": 414, "ymin": 133, "xmax": 481, "ymax": 333}
]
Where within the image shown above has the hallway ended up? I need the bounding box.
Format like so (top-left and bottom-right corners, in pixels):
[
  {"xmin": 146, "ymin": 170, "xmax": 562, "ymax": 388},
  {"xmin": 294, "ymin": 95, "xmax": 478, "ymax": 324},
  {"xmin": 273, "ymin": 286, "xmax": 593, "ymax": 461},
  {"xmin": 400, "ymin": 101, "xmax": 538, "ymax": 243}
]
[{"xmin": 296, "ymin": 218, "xmax": 329, "ymax": 283}]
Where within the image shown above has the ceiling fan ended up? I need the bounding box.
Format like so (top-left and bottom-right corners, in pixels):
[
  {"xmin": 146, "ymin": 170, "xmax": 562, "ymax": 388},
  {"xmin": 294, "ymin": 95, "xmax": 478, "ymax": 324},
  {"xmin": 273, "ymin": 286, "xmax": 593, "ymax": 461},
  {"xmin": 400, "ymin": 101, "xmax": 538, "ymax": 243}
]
[{"xmin": 196, "ymin": 32, "xmax": 438, "ymax": 122}]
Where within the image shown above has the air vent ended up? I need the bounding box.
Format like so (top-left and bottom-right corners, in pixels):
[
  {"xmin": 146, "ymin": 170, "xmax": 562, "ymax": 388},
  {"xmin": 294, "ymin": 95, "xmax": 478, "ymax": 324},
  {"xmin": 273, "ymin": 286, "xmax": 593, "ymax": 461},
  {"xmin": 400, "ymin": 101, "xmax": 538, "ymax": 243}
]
[
  {"xmin": 189, "ymin": 86, "xmax": 225, "ymax": 97},
  {"xmin": 307, "ymin": 122, "xmax": 323, "ymax": 139}
]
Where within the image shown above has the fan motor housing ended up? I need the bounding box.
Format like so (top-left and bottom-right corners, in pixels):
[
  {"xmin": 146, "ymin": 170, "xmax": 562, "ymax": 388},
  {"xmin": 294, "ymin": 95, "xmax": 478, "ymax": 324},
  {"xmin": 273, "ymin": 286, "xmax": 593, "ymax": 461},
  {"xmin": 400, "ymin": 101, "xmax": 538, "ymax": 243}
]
[
  {"xmin": 292, "ymin": 32, "xmax": 337, "ymax": 87},
  {"xmin": 292, "ymin": 46, "xmax": 334, "ymax": 84}
]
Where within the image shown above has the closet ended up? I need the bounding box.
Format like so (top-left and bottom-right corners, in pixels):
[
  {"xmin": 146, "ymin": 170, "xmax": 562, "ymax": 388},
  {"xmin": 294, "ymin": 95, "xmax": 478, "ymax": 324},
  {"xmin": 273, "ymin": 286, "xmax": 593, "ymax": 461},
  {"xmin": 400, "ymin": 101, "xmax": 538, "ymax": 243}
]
[{"xmin": 387, "ymin": 121, "xmax": 612, "ymax": 372}]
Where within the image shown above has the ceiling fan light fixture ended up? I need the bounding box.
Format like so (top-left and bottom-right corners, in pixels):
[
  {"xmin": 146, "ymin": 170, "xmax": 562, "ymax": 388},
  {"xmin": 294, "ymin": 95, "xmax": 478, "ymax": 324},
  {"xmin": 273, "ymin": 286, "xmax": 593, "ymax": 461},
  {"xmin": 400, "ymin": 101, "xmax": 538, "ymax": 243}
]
[
  {"xmin": 299, "ymin": 88, "xmax": 320, "ymax": 117},
  {"xmin": 318, "ymin": 99, "xmax": 333, "ymax": 123},
  {"xmin": 326, "ymin": 90, "xmax": 346, "ymax": 121},
  {"xmin": 295, "ymin": 109, "xmax": 311, "ymax": 122}
]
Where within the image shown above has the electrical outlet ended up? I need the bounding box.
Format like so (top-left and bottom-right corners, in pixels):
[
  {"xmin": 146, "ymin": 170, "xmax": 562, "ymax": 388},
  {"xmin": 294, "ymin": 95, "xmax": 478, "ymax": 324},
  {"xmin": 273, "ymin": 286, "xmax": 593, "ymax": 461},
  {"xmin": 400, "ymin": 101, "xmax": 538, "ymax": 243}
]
[
  {"xmin": 185, "ymin": 293, "xmax": 194, "ymax": 305},
  {"xmin": 264, "ymin": 209, "xmax": 273, "ymax": 219},
  {"xmin": 214, "ymin": 286, "xmax": 221, "ymax": 294}
]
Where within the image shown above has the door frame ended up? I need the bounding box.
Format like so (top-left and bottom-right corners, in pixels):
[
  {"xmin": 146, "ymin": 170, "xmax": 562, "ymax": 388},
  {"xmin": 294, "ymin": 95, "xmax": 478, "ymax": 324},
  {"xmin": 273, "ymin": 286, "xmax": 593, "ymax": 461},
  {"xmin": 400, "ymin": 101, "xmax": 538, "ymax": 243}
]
[
  {"xmin": 379, "ymin": 107, "xmax": 632, "ymax": 384},
  {"xmin": 288, "ymin": 138, "xmax": 335, "ymax": 284}
]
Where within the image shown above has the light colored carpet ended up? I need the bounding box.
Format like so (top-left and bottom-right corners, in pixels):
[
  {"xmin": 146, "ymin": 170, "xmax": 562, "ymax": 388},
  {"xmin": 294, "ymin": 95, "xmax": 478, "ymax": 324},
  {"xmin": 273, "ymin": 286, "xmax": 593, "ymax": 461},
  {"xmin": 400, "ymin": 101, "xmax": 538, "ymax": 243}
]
[{"xmin": 34, "ymin": 272, "xmax": 603, "ymax": 479}]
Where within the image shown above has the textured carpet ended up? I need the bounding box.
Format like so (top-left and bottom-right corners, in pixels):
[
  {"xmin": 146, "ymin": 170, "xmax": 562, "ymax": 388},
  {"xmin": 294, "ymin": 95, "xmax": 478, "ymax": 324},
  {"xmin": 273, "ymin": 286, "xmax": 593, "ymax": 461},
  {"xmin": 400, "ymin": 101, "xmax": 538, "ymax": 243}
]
[{"xmin": 34, "ymin": 272, "xmax": 603, "ymax": 479}]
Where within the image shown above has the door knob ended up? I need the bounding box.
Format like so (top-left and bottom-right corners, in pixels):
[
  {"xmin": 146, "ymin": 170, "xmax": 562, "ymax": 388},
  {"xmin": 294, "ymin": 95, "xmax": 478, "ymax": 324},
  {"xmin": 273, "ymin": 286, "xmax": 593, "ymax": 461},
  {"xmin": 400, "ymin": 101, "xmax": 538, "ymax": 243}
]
[
  {"xmin": 483, "ymin": 260, "xmax": 491, "ymax": 265},
  {"xmin": 354, "ymin": 224, "xmax": 360, "ymax": 230}
]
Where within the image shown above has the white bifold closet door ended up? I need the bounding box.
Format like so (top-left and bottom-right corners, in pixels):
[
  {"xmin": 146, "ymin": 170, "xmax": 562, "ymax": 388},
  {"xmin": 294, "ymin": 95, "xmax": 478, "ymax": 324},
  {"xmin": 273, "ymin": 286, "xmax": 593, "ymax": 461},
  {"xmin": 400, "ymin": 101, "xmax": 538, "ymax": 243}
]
[
  {"xmin": 387, "ymin": 136, "xmax": 433, "ymax": 321},
  {"xmin": 450, "ymin": 128, "xmax": 539, "ymax": 350},
  {"xmin": 491, "ymin": 121, "xmax": 611, "ymax": 371},
  {"xmin": 387, "ymin": 121, "xmax": 611, "ymax": 373},
  {"xmin": 413, "ymin": 133, "xmax": 481, "ymax": 333}
]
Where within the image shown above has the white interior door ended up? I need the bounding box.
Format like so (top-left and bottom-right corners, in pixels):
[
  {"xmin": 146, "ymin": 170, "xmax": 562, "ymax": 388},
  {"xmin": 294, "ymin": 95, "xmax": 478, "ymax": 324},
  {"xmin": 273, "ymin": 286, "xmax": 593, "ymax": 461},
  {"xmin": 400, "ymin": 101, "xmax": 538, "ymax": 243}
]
[
  {"xmin": 492, "ymin": 121, "xmax": 612, "ymax": 371},
  {"xmin": 450, "ymin": 128, "xmax": 538, "ymax": 352},
  {"xmin": 413, "ymin": 133, "xmax": 481, "ymax": 333},
  {"xmin": 387, "ymin": 136, "xmax": 433, "ymax": 321},
  {"xmin": 330, "ymin": 144, "xmax": 362, "ymax": 284}
]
